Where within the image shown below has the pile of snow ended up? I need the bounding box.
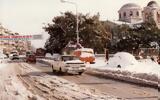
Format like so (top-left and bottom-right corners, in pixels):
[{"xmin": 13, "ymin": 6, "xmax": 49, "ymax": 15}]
[
  {"xmin": 89, "ymin": 52, "xmax": 159, "ymax": 76},
  {"xmin": 106, "ymin": 52, "xmax": 159, "ymax": 76},
  {"xmin": 124, "ymin": 59, "xmax": 159, "ymax": 75},
  {"xmin": 107, "ymin": 52, "xmax": 138, "ymax": 67}
]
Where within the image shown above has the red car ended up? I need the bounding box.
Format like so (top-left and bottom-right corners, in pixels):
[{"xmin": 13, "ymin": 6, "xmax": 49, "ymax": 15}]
[{"xmin": 26, "ymin": 54, "xmax": 36, "ymax": 63}]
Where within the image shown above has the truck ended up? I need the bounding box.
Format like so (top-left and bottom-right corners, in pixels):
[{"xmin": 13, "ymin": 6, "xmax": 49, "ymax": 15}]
[{"xmin": 73, "ymin": 48, "xmax": 95, "ymax": 64}]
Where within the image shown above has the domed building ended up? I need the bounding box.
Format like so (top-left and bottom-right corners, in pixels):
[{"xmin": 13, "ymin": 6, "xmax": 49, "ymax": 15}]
[
  {"xmin": 143, "ymin": 1, "xmax": 160, "ymax": 28},
  {"xmin": 0, "ymin": 23, "xmax": 31, "ymax": 55},
  {"xmin": 118, "ymin": 1, "xmax": 160, "ymax": 29},
  {"xmin": 118, "ymin": 3, "xmax": 143, "ymax": 23}
]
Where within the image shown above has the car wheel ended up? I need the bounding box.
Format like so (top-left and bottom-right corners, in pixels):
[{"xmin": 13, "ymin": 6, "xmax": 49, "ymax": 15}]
[
  {"xmin": 52, "ymin": 65, "xmax": 56, "ymax": 73},
  {"xmin": 90, "ymin": 62, "xmax": 95, "ymax": 64},
  {"xmin": 78, "ymin": 72, "xmax": 83, "ymax": 75},
  {"xmin": 59, "ymin": 68, "xmax": 62, "ymax": 73}
]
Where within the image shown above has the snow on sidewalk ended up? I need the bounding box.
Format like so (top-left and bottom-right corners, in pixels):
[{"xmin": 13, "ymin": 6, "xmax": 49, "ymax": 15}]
[{"xmin": 88, "ymin": 52, "xmax": 159, "ymax": 77}]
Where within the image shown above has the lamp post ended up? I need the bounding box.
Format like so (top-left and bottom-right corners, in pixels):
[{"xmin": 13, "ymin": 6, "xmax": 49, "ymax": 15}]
[{"xmin": 60, "ymin": 0, "xmax": 79, "ymax": 45}]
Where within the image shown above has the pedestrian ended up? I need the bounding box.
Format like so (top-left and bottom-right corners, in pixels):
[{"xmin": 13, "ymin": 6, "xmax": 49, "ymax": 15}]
[{"xmin": 105, "ymin": 49, "xmax": 109, "ymax": 61}]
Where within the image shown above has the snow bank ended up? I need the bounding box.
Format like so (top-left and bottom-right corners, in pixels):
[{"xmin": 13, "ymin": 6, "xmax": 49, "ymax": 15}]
[
  {"xmin": 86, "ymin": 68, "xmax": 158, "ymax": 88},
  {"xmin": 86, "ymin": 52, "xmax": 159, "ymax": 87},
  {"xmin": 107, "ymin": 52, "xmax": 138, "ymax": 67},
  {"xmin": 88, "ymin": 52, "xmax": 159, "ymax": 76},
  {"xmin": 124, "ymin": 59, "xmax": 159, "ymax": 75}
]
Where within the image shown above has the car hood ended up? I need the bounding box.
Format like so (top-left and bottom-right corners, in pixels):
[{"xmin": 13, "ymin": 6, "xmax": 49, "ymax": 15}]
[{"xmin": 65, "ymin": 60, "xmax": 84, "ymax": 64}]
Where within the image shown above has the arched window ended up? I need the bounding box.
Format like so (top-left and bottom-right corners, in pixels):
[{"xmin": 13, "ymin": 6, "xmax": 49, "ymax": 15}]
[
  {"xmin": 136, "ymin": 11, "xmax": 139, "ymax": 16},
  {"xmin": 123, "ymin": 12, "xmax": 126, "ymax": 17},
  {"xmin": 119, "ymin": 13, "xmax": 121, "ymax": 19},
  {"xmin": 130, "ymin": 11, "xmax": 133, "ymax": 16}
]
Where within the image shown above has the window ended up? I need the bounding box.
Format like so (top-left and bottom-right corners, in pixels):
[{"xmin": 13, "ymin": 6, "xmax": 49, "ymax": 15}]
[
  {"xmin": 136, "ymin": 11, "xmax": 139, "ymax": 16},
  {"xmin": 123, "ymin": 12, "xmax": 126, "ymax": 17},
  {"xmin": 130, "ymin": 11, "xmax": 133, "ymax": 16}
]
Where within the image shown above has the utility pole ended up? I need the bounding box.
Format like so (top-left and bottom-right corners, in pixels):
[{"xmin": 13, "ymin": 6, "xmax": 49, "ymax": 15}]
[{"xmin": 60, "ymin": 0, "xmax": 79, "ymax": 45}]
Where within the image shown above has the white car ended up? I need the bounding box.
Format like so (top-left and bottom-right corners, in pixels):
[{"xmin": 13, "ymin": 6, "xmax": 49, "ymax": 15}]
[
  {"xmin": 51, "ymin": 55, "xmax": 86, "ymax": 75},
  {"xmin": 0, "ymin": 54, "xmax": 8, "ymax": 63}
]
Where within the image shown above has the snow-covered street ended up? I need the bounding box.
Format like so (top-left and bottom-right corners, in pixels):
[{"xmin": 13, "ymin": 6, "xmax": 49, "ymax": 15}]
[
  {"xmin": 31, "ymin": 62, "xmax": 159, "ymax": 100},
  {"xmin": 0, "ymin": 63, "xmax": 36, "ymax": 100},
  {"xmin": 0, "ymin": 63, "xmax": 118, "ymax": 100}
]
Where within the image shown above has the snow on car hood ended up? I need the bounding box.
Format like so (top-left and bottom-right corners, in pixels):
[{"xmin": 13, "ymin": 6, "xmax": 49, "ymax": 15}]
[{"xmin": 65, "ymin": 60, "xmax": 84, "ymax": 64}]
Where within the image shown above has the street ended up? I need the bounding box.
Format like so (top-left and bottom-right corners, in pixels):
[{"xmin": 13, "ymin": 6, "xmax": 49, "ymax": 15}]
[
  {"xmin": 0, "ymin": 62, "xmax": 117, "ymax": 100},
  {"xmin": 30, "ymin": 62, "xmax": 159, "ymax": 100},
  {"xmin": 0, "ymin": 0, "xmax": 160, "ymax": 100}
]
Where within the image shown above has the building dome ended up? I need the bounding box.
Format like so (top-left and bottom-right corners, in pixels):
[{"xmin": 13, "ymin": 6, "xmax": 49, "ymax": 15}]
[
  {"xmin": 147, "ymin": 1, "xmax": 159, "ymax": 7},
  {"xmin": 120, "ymin": 3, "xmax": 141, "ymax": 10},
  {"xmin": 118, "ymin": 3, "xmax": 143, "ymax": 23}
]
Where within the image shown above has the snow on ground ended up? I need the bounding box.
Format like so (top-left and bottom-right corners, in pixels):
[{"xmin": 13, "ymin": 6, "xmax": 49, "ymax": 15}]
[
  {"xmin": 124, "ymin": 59, "xmax": 159, "ymax": 75},
  {"xmin": 0, "ymin": 63, "xmax": 43, "ymax": 100},
  {"xmin": 19, "ymin": 63, "xmax": 117, "ymax": 100},
  {"xmin": 40, "ymin": 52, "xmax": 159, "ymax": 87},
  {"xmin": 88, "ymin": 52, "xmax": 159, "ymax": 76},
  {"xmin": 0, "ymin": 63, "xmax": 7, "ymax": 69},
  {"xmin": 41, "ymin": 52, "xmax": 159, "ymax": 76}
]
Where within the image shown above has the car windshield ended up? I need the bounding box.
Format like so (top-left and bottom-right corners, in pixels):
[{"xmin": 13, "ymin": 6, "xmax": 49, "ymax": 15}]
[{"xmin": 61, "ymin": 56, "xmax": 79, "ymax": 61}]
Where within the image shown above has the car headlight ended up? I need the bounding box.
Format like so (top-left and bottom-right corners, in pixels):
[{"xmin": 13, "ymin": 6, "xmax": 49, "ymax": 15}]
[
  {"xmin": 65, "ymin": 65, "xmax": 70, "ymax": 67},
  {"xmin": 80, "ymin": 65, "xmax": 86, "ymax": 67}
]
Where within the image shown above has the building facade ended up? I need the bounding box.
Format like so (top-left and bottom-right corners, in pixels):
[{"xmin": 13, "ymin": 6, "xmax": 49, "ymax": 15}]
[
  {"xmin": 0, "ymin": 24, "xmax": 31, "ymax": 55},
  {"xmin": 118, "ymin": 1, "xmax": 160, "ymax": 28},
  {"xmin": 143, "ymin": 1, "xmax": 160, "ymax": 28},
  {"xmin": 118, "ymin": 3, "xmax": 143, "ymax": 24}
]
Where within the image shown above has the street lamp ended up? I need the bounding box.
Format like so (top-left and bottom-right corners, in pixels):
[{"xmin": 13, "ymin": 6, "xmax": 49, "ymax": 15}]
[{"xmin": 60, "ymin": 0, "xmax": 79, "ymax": 45}]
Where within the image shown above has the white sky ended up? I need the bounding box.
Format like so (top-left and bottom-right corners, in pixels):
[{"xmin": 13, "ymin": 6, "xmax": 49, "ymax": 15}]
[{"xmin": 0, "ymin": 0, "xmax": 159, "ymax": 48}]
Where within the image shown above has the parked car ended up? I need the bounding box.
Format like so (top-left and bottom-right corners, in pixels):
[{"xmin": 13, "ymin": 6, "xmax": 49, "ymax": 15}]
[
  {"xmin": 9, "ymin": 50, "xmax": 19, "ymax": 60},
  {"xmin": 51, "ymin": 55, "xmax": 86, "ymax": 75},
  {"xmin": 26, "ymin": 54, "xmax": 36, "ymax": 63},
  {"xmin": 0, "ymin": 53, "xmax": 8, "ymax": 63},
  {"xmin": 10, "ymin": 54, "xmax": 19, "ymax": 60}
]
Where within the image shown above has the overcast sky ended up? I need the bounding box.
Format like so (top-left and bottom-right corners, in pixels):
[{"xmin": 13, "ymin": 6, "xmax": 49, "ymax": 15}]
[{"xmin": 0, "ymin": 0, "xmax": 159, "ymax": 48}]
